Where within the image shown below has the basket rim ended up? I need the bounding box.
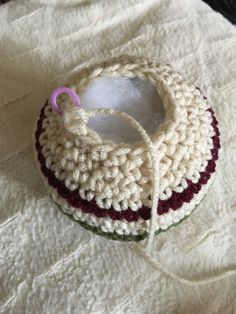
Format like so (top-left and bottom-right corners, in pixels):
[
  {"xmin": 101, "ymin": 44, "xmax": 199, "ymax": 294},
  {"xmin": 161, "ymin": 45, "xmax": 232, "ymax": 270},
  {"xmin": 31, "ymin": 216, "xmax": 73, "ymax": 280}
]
[{"xmin": 61, "ymin": 55, "xmax": 183, "ymax": 149}]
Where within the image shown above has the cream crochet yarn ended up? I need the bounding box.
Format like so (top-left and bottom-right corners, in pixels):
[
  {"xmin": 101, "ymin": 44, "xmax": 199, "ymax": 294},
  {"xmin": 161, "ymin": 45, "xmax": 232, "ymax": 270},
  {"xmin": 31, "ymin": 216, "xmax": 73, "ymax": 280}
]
[{"xmin": 34, "ymin": 55, "xmax": 220, "ymax": 242}]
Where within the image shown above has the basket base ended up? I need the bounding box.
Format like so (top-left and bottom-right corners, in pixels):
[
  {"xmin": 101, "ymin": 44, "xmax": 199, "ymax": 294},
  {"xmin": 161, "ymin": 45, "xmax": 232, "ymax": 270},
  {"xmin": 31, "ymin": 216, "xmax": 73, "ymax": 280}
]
[{"xmin": 54, "ymin": 199, "xmax": 199, "ymax": 242}]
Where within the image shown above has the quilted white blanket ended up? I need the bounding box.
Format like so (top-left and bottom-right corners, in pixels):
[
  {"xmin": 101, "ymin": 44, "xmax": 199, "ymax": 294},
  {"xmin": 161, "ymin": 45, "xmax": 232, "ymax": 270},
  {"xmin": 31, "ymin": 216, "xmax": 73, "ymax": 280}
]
[{"xmin": 1, "ymin": 0, "xmax": 236, "ymax": 313}]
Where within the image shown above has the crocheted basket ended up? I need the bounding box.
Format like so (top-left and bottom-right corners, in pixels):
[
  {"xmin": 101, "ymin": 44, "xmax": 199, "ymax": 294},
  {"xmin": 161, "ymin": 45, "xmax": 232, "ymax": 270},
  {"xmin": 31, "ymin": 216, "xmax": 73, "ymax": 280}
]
[{"xmin": 34, "ymin": 55, "xmax": 220, "ymax": 242}]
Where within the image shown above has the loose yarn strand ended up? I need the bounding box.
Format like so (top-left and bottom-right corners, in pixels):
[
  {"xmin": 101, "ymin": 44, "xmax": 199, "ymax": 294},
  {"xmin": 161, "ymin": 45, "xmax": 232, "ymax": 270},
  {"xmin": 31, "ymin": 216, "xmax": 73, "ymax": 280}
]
[
  {"xmin": 132, "ymin": 242, "xmax": 236, "ymax": 286},
  {"xmin": 62, "ymin": 104, "xmax": 162, "ymax": 248},
  {"xmin": 86, "ymin": 108, "xmax": 161, "ymax": 251},
  {"xmin": 65, "ymin": 106, "xmax": 236, "ymax": 286}
]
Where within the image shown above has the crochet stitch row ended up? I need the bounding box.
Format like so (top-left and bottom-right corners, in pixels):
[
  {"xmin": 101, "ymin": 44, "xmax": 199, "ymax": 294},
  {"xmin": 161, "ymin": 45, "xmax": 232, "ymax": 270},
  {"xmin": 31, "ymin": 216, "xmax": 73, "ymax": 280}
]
[{"xmin": 50, "ymin": 175, "xmax": 213, "ymax": 241}]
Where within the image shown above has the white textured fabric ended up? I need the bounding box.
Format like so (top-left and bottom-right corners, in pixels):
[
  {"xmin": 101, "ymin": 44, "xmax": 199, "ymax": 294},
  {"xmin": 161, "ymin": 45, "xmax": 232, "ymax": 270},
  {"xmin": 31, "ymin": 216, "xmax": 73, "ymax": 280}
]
[{"xmin": 0, "ymin": 0, "xmax": 236, "ymax": 313}]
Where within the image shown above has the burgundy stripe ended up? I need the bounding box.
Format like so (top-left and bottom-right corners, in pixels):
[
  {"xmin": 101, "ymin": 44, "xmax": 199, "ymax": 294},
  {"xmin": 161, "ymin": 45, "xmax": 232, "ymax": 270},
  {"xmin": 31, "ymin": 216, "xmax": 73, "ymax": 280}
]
[{"xmin": 35, "ymin": 102, "xmax": 220, "ymax": 222}]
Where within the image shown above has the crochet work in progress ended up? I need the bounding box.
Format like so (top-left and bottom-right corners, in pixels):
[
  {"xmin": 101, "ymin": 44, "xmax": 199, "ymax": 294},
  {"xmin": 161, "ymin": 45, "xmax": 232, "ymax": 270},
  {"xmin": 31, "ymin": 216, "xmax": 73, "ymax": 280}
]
[{"xmin": 34, "ymin": 56, "xmax": 220, "ymax": 243}]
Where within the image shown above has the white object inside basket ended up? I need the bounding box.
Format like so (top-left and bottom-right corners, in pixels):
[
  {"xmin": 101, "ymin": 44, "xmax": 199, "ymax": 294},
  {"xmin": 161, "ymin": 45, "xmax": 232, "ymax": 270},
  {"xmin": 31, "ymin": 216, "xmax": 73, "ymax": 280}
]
[{"xmin": 80, "ymin": 77, "xmax": 165, "ymax": 143}]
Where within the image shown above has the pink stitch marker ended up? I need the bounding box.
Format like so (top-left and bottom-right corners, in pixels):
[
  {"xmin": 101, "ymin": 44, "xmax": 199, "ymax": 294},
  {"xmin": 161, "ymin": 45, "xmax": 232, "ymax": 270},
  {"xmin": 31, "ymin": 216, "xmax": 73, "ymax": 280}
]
[{"xmin": 50, "ymin": 86, "xmax": 81, "ymax": 115}]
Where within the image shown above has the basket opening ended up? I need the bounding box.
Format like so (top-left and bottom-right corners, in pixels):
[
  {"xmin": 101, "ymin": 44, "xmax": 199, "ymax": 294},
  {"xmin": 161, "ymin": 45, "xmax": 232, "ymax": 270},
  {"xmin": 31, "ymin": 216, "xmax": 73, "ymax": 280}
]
[{"xmin": 80, "ymin": 76, "xmax": 165, "ymax": 143}]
